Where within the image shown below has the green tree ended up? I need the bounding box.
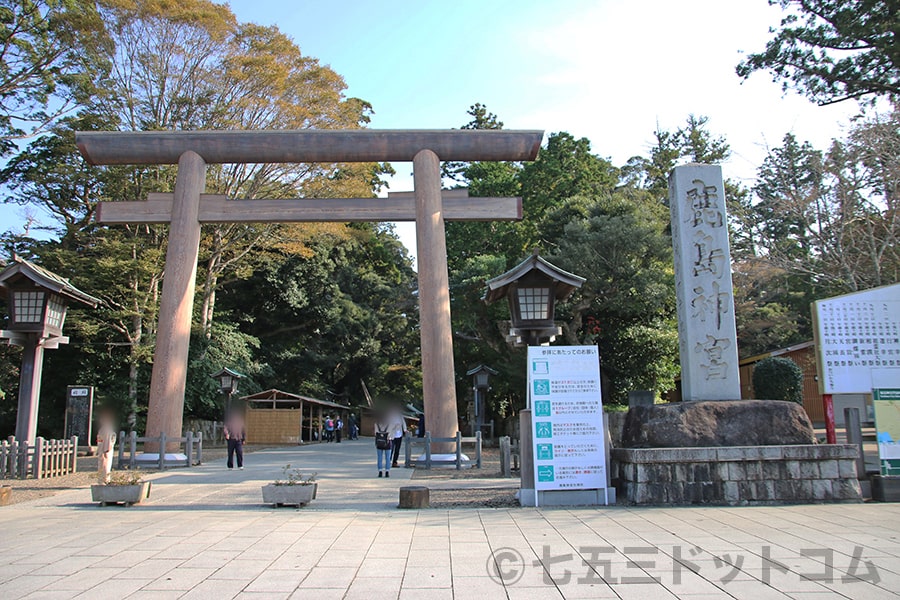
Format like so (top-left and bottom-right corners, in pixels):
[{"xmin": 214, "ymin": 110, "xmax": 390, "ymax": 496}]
[
  {"xmin": 547, "ymin": 191, "xmax": 679, "ymax": 402},
  {"xmin": 0, "ymin": 0, "xmax": 107, "ymax": 154},
  {"xmin": 737, "ymin": 0, "xmax": 900, "ymax": 105},
  {"xmin": 752, "ymin": 356, "xmax": 804, "ymax": 403}
]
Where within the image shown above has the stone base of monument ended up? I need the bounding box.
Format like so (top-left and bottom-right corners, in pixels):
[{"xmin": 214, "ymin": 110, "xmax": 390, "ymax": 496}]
[
  {"xmin": 613, "ymin": 445, "xmax": 862, "ymax": 505},
  {"xmin": 613, "ymin": 401, "xmax": 862, "ymax": 505},
  {"xmin": 519, "ymin": 487, "xmax": 616, "ymax": 507},
  {"xmin": 132, "ymin": 452, "xmax": 189, "ymax": 468},
  {"xmin": 414, "ymin": 453, "xmax": 471, "ymax": 469},
  {"xmin": 621, "ymin": 400, "xmax": 817, "ymax": 448}
]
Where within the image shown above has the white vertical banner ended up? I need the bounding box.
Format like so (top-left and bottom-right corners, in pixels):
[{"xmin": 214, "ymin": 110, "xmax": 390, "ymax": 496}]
[{"xmin": 527, "ymin": 345, "xmax": 606, "ymax": 491}]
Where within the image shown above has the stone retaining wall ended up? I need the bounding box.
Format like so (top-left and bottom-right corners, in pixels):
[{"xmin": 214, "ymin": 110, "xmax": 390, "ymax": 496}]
[{"xmin": 612, "ymin": 445, "xmax": 862, "ymax": 505}]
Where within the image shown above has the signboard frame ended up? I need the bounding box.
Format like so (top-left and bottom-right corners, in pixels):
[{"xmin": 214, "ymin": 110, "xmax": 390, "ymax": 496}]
[{"xmin": 527, "ymin": 345, "xmax": 607, "ymax": 498}]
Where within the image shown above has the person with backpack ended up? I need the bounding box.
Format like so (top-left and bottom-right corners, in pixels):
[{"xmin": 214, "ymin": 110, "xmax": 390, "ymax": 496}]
[
  {"xmin": 374, "ymin": 412, "xmax": 393, "ymax": 477},
  {"xmin": 324, "ymin": 415, "xmax": 335, "ymax": 442}
]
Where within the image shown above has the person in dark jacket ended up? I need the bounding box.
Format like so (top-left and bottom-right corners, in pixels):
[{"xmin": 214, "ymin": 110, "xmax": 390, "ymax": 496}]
[{"xmin": 224, "ymin": 412, "xmax": 246, "ymax": 470}]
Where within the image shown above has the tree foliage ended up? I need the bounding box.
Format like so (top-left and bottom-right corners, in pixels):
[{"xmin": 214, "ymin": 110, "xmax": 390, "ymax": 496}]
[
  {"xmin": 752, "ymin": 356, "xmax": 804, "ymax": 403},
  {"xmin": 0, "ymin": 1, "xmax": 414, "ymax": 436},
  {"xmin": 737, "ymin": 0, "xmax": 900, "ymax": 105},
  {"xmin": 0, "ymin": 0, "xmax": 107, "ymax": 153}
]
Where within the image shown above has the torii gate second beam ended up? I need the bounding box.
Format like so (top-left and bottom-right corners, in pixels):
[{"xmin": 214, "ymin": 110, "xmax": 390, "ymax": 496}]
[{"xmin": 76, "ymin": 129, "xmax": 543, "ymax": 452}]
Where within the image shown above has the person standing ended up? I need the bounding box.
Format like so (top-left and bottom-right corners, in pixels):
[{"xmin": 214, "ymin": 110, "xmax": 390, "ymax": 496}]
[
  {"xmin": 224, "ymin": 412, "xmax": 246, "ymax": 470},
  {"xmin": 389, "ymin": 408, "xmax": 405, "ymax": 468},
  {"xmin": 96, "ymin": 410, "xmax": 117, "ymax": 484},
  {"xmin": 349, "ymin": 414, "xmax": 359, "ymax": 440},
  {"xmin": 335, "ymin": 416, "xmax": 343, "ymax": 443},
  {"xmin": 324, "ymin": 415, "xmax": 335, "ymax": 442},
  {"xmin": 375, "ymin": 413, "xmax": 393, "ymax": 477}
]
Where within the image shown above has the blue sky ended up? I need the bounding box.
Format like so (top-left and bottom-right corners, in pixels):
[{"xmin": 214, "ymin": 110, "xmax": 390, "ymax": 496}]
[{"xmin": 2, "ymin": 0, "xmax": 862, "ymax": 257}]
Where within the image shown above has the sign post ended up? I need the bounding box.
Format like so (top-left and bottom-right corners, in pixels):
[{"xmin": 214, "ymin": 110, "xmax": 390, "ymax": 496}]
[
  {"xmin": 64, "ymin": 386, "xmax": 94, "ymax": 447},
  {"xmin": 812, "ymin": 283, "xmax": 900, "ymax": 449},
  {"xmin": 525, "ymin": 345, "xmax": 611, "ymax": 506}
]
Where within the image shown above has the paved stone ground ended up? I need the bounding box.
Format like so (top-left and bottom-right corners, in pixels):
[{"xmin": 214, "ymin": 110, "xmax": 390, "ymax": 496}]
[{"xmin": 1, "ymin": 439, "xmax": 898, "ymax": 599}]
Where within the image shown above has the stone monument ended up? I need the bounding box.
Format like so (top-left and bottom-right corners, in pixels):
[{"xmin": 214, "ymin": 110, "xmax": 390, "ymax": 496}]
[{"xmin": 669, "ymin": 164, "xmax": 741, "ymax": 401}]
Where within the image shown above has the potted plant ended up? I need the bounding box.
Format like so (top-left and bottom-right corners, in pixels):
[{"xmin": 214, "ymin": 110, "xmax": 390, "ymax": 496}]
[
  {"xmin": 262, "ymin": 464, "xmax": 317, "ymax": 507},
  {"xmin": 91, "ymin": 470, "xmax": 151, "ymax": 506}
]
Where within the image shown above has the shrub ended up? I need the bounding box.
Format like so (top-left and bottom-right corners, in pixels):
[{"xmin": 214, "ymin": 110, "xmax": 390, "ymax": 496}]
[{"xmin": 752, "ymin": 356, "xmax": 803, "ymax": 404}]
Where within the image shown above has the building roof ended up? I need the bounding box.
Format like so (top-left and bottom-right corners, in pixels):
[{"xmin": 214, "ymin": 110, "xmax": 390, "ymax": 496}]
[
  {"xmin": 240, "ymin": 388, "xmax": 350, "ymax": 411},
  {"xmin": 739, "ymin": 340, "xmax": 815, "ymax": 367},
  {"xmin": 0, "ymin": 255, "xmax": 100, "ymax": 307},
  {"xmin": 484, "ymin": 252, "xmax": 585, "ymax": 304}
]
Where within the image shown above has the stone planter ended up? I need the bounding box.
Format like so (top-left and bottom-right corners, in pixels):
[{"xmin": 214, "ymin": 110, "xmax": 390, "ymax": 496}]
[
  {"xmin": 261, "ymin": 483, "xmax": 316, "ymax": 507},
  {"xmin": 91, "ymin": 482, "xmax": 151, "ymax": 506}
]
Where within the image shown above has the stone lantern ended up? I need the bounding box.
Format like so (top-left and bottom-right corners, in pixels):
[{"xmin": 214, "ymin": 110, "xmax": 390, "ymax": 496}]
[{"xmin": 466, "ymin": 364, "xmax": 497, "ymax": 436}]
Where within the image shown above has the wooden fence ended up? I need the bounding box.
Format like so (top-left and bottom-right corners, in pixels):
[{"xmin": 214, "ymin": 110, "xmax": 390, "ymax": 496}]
[
  {"xmin": 403, "ymin": 431, "xmax": 482, "ymax": 470},
  {"xmin": 0, "ymin": 436, "xmax": 79, "ymax": 479},
  {"xmin": 116, "ymin": 431, "xmax": 203, "ymax": 470}
]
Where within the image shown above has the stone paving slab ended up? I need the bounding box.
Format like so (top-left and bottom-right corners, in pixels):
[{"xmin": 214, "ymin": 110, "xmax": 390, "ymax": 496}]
[{"xmin": 1, "ymin": 442, "xmax": 899, "ymax": 598}]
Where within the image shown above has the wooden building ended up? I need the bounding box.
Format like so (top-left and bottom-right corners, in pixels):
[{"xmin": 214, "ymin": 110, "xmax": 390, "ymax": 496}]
[{"xmin": 240, "ymin": 389, "xmax": 352, "ymax": 445}]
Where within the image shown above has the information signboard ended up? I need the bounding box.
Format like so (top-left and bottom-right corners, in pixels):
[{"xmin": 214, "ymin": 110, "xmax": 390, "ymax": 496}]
[
  {"xmin": 873, "ymin": 369, "xmax": 900, "ymax": 476},
  {"xmin": 64, "ymin": 385, "xmax": 94, "ymax": 443},
  {"xmin": 812, "ymin": 283, "xmax": 900, "ymax": 394},
  {"xmin": 527, "ymin": 345, "xmax": 606, "ymax": 492}
]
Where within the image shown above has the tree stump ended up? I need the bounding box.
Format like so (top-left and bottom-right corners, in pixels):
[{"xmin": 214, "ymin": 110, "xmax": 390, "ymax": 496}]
[
  {"xmin": 0, "ymin": 486, "xmax": 11, "ymax": 507},
  {"xmin": 399, "ymin": 486, "xmax": 430, "ymax": 509}
]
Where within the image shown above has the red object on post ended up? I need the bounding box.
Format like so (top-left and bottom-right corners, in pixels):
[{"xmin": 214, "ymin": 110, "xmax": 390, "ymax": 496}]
[{"xmin": 823, "ymin": 394, "xmax": 837, "ymax": 444}]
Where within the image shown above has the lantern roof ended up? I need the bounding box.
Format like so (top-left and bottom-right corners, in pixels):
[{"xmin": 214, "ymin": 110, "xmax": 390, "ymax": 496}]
[
  {"xmin": 0, "ymin": 255, "xmax": 99, "ymax": 307},
  {"xmin": 466, "ymin": 364, "xmax": 499, "ymax": 377},
  {"xmin": 211, "ymin": 367, "xmax": 244, "ymax": 380},
  {"xmin": 484, "ymin": 251, "xmax": 585, "ymax": 305}
]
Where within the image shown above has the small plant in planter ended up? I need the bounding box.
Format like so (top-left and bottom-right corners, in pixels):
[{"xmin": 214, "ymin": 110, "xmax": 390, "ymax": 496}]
[
  {"xmin": 262, "ymin": 464, "xmax": 317, "ymax": 507},
  {"xmin": 91, "ymin": 470, "xmax": 151, "ymax": 507}
]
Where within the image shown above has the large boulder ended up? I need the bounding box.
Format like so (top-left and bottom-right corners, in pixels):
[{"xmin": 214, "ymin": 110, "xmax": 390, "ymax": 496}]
[{"xmin": 621, "ymin": 400, "xmax": 816, "ymax": 448}]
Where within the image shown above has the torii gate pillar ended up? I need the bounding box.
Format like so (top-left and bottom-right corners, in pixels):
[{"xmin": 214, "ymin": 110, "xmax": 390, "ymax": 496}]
[
  {"xmin": 145, "ymin": 151, "xmax": 206, "ymax": 451},
  {"xmin": 414, "ymin": 149, "xmax": 456, "ymax": 452}
]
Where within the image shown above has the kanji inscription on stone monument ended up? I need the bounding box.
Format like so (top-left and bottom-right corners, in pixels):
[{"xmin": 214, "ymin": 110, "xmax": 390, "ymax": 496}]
[{"xmin": 669, "ymin": 164, "xmax": 741, "ymax": 401}]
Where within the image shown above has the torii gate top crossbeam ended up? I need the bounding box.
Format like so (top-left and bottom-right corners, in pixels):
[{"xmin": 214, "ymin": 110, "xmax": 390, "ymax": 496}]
[{"xmin": 75, "ymin": 129, "xmax": 544, "ymax": 165}]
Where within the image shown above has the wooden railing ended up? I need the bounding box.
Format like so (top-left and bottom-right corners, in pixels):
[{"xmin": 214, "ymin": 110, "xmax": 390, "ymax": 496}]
[
  {"xmin": 0, "ymin": 436, "xmax": 78, "ymax": 479},
  {"xmin": 403, "ymin": 431, "xmax": 482, "ymax": 470},
  {"xmin": 116, "ymin": 431, "xmax": 203, "ymax": 470}
]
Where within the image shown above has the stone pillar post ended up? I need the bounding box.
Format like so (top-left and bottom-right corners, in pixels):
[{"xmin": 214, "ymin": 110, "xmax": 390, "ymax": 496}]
[{"xmin": 669, "ymin": 164, "xmax": 740, "ymax": 400}]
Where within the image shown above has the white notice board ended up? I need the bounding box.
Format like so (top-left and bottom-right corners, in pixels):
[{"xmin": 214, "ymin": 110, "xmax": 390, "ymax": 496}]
[
  {"xmin": 528, "ymin": 345, "xmax": 607, "ymax": 491},
  {"xmin": 811, "ymin": 283, "xmax": 900, "ymax": 394}
]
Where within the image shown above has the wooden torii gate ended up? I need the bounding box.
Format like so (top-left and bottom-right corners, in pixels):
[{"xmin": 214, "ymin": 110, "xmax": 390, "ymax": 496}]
[{"xmin": 75, "ymin": 129, "xmax": 543, "ymax": 450}]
